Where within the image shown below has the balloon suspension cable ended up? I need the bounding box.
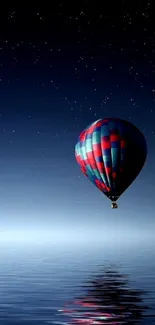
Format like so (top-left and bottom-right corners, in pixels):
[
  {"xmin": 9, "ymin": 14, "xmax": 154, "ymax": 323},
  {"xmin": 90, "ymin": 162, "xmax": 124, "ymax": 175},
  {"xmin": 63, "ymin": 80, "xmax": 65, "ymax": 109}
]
[{"xmin": 109, "ymin": 196, "xmax": 119, "ymax": 209}]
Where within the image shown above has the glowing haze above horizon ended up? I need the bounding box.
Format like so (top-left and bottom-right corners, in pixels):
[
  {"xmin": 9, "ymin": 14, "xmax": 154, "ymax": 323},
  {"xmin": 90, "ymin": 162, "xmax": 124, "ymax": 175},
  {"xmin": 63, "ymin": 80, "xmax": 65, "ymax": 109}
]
[{"xmin": 0, "ymin": 3, "xmax": 155, "ymax": 244}]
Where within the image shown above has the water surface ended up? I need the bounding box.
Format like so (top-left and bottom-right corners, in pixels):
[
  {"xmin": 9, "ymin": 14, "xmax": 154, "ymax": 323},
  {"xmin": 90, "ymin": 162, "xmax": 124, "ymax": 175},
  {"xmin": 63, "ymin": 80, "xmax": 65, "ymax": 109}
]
[{"xmin": 0, "ymin": 241, "xmax": 154, "ymax": 324}]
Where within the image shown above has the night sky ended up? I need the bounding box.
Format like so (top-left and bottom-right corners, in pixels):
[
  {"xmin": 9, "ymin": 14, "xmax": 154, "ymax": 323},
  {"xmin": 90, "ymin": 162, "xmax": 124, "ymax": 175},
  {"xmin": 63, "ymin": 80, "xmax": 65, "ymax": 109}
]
[{"xmin": 0, "ymin": 2, "xmax": 155, "ymax": 243}]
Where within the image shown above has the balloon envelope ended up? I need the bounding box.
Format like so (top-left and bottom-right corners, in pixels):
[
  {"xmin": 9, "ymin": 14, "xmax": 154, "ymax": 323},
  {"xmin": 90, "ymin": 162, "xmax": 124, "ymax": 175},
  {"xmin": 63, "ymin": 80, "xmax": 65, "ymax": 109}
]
[{"xmin": 75, "ymin": 118, "xmax": 147, "ymax": 202}]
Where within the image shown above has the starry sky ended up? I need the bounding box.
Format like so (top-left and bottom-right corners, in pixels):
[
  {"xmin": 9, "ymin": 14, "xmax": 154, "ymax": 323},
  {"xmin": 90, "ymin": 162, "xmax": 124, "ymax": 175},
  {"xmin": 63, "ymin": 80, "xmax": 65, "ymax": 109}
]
[{"xmin": 0, "ymin": 2, "xmax": 155, "ymax": 243}]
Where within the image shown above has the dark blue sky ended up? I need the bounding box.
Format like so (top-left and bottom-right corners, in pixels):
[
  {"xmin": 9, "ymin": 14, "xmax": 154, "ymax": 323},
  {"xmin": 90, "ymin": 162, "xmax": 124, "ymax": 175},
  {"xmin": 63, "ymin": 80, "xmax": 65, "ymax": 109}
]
[{"xmin": 0, "ymin": 2, "xmax": 154, "ymax": 243}]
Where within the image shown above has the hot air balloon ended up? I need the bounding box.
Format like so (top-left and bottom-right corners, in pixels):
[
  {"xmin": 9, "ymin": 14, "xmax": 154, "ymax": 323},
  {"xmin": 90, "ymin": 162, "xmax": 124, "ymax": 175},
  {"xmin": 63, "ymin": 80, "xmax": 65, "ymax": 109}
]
[{"xmin": 75, "ymin": 118, "xmax": 147, "ymax": 208}]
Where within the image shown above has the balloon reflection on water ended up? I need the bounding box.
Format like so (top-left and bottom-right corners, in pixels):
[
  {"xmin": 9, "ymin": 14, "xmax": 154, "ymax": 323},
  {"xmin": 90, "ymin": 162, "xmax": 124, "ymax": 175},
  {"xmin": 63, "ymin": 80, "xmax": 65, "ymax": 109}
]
[{"xmin": 58, "ymin": 266, "xmax": 149, "ymax": 324}]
